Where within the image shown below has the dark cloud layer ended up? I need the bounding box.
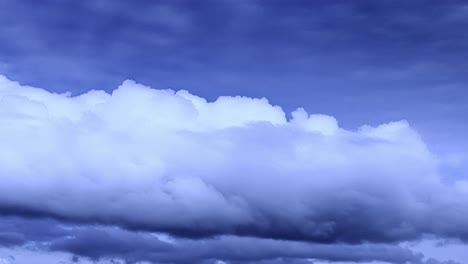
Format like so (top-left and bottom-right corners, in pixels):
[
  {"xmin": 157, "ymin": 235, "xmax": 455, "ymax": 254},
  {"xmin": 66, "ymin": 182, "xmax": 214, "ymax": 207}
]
[
  {"xmin": 2, "ymin": 0, "xmax": 468, "ymax": 94},
  {"xmin": 1, "ymin": 216, "xmax": 463, "ymax": 264},
  {"xmin": 0, "ymin": 216, "xmax": 443, "ymax": 264}
]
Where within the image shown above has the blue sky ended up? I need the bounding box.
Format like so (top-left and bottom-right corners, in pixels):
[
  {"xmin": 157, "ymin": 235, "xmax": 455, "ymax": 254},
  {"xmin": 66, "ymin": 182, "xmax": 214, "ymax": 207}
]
[{"xmin": 0, "ymin": 1, "xmax": 468, "ymax": 264}]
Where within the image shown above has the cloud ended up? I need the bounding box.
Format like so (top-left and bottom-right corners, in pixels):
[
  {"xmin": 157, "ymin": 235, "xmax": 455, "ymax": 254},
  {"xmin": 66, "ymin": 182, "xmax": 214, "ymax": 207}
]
[
  {"xmin": 0, "ymin": 216, "xmax": 463, "ymax": 264},
  {"xmin": 0, "ymin": 258, "xmax": 11, "ymax": 264},
  {"xmin": 49, "ymin": 226, "xmax": 424, "ymax": 264},
  {"xmin": 0, "ymin": 216, "xmax": 428, "ymax": 264},
  {"xmin": 0, "ymin": 74, "xmax": 467, "ymax": 252}
]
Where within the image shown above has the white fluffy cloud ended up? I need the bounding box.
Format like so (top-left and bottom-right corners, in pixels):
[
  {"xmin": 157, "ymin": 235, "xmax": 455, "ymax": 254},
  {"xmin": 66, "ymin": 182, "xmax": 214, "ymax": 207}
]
[{"xmin": 0, "ymin": 74, "xmax": 467, "ymax": 243}]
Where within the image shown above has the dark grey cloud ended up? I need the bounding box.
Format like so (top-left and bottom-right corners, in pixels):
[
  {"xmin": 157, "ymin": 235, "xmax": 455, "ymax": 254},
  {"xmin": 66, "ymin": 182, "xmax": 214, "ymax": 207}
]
[
  {"xmin": 0, "ymin": 233, "xmax": 24, "ymax": 248},
  {"xmin": 0, "ymin": 215, "xmax": 462, "ymax": 264},
  {"xmin": 0, "ymin": 216, "xmax": 68, "ymax": 247},
  {"xmin": 2, "ymin": 0, "xmax": 468, "ymax": 93},
  {"xmin": 50, "ymin": 229, "xmax": 424, "ymax": 264},
  {"xmin": 0, "ymin": 216, "xmax": 432, "ymax": 264}
]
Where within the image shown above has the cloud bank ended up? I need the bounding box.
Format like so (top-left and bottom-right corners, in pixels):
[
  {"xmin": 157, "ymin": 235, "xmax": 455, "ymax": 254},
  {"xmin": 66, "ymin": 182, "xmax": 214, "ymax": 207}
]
[
  {"xmin": 0, "ymin": 216, "xmax": 453, "ymax": 264},
  {"xmin": 0, "ymin": 74, "xmax": 467, "ymax": 263}
]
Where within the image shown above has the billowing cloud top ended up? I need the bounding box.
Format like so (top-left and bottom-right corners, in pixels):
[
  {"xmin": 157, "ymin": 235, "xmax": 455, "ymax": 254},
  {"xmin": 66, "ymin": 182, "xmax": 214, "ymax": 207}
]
[{"xmin": 0, "ymin": 75, "xmax": 467, "ymax": 264}]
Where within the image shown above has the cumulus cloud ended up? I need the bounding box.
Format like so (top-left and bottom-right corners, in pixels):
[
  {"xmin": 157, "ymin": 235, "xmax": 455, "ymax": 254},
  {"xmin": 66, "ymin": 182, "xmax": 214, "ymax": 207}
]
[{"xmin": 0, "ymin": 74, "xmax": 467, "ymax": 256}]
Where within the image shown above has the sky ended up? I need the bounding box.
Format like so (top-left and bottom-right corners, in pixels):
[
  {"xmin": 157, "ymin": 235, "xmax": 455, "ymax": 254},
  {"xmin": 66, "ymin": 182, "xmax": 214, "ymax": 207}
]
[{"xmin": 0, "ymin": 0, "xmax": 467, "ymax": 264}]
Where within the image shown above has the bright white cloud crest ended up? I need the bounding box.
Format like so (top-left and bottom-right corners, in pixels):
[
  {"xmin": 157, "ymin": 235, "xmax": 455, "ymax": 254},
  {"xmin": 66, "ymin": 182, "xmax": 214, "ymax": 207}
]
[{"xmin": 0, "ymin": 75, "xmax": 467, "ymax": 244}]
